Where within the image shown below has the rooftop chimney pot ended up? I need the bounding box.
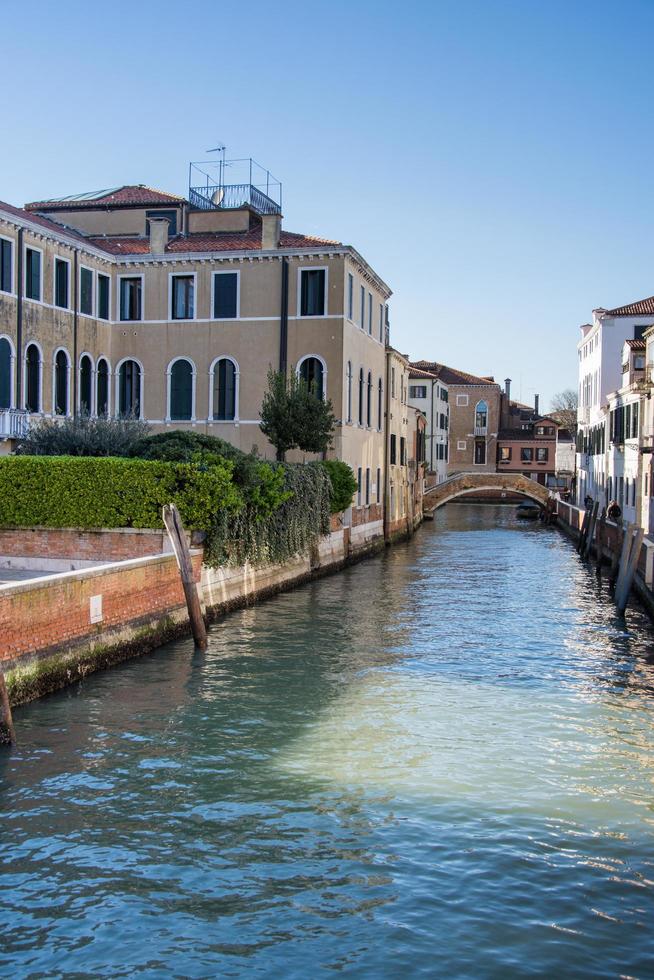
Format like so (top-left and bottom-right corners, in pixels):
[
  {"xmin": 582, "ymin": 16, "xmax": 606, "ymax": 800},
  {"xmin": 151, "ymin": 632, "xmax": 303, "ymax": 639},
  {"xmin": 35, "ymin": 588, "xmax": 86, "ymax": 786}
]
[
  {"xmin": 261, "ymin": 213, "xmax": 281, "ymax": 250},
  {"xmin": 504, "ymin": 378, "xmax": 511, "ymax": 399},
  {"xmin": 534, "ymin": 393, "xmax": 540, "ymax": 416},
  {"xmin": 149, "ymin": 216, "xmax": 169, "ymax": 254}
]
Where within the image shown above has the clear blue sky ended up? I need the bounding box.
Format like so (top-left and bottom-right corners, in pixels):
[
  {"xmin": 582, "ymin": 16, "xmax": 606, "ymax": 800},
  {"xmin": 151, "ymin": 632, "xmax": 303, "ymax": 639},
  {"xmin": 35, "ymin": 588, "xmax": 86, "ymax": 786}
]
[{"xmin": 2, "ymin": 0, "xmax": 653, "ymax": 409}]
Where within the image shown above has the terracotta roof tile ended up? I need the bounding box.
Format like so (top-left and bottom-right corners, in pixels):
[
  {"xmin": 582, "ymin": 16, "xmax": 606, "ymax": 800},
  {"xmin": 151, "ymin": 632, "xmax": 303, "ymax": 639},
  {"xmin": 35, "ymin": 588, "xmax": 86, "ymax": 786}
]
[
  {"xmin": 411, "ymin": 360, "xmax": 499, "ymax": 387},
  {"xmin": 0, "ymin": 199, "xmax": 96, "ymax": 247},
  {"xmin": 86, "ymin": 229, "xmax": 342, "ymax": 255},
  {"xmin": 25, "ymin": 185, "xmax": 187, "ymax": 210},
  {"xmin": 606, "ymin": 296, "xmax": 654, "ymax": 317}
]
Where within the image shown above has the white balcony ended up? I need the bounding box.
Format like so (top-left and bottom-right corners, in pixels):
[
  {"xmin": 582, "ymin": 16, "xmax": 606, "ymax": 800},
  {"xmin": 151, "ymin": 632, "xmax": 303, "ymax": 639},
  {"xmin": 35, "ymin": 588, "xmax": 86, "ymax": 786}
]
[
  {"xmin": 0, "ymin": 409, "xmax": 29, "ymax": 440},
  {"xmin": 474, "ymin": 426, "xmax": 487, "ymax": 437}
]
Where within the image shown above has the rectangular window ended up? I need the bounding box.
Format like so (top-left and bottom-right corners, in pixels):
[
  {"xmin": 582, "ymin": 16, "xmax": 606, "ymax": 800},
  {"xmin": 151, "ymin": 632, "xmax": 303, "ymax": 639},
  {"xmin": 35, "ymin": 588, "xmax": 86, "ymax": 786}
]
[
  {"xmin": 360, "ymin": 285, "xmax": 365, "ymax": 328},
  {"xmin": 120, "ymin": 277, "xmax": 142, "ymax": 321},
  {"xmin": 97, "ymin": 274, "xmax": 110, "ymax": 320},
  {"xmin": 456, "ymin": 393, "xmax": 468, "ymax": 407},
  {"xmin": 213, "ymin": 272, "xmax": 238, "ymax": 319},
  {"xmin": 357, "ymin": 466, "xmax": 362, "ymax": 506},
  {"xmin": 376, "ymin": 467, "xmax": 381, "ymax": 504},
  {"xmin": 348, "ymin": 273, "xmax": 353, "ymax": 319},
  {"xmin": 172, "ymin": 275, "xmax": 194, "ymax": 320},
  {"xmin": 300, "ymin": 268, "xmax": 326, "ymax": 316},
  {"xmin": 391, "ymin": 367, "xmax": 396, "ymax": 398},
  {"xmin": 80, "ymin": 267, "xmax": 94, "ymax": 316},
  {"xmin": 500, "ymin": 447, "xmax": 512, "ymax": 462},
  {"xmin": 457, "ymin": 440, "xmax": 466, "ymax": 450},
  {"xmin": 400, "ymin": 437, "xmax": 406, "ymax": 465},
  {"xmin": 145, "ymin": 209, "xmax": 177, "ymax": 237},
  {"xmin": 25, "ymin": 248, "xmax": 41, "ymax": 301},
  {"xmin": 366, "ymin": 467, "xmax": 370, "ymax": 505},
  {"xmin": 536, "ymin": 448, "xmax": 549, "ymax": 463},
  {"xmin": 410, "ymin": 385, "xmax": 427, "ymax": 399},
  {"xmin": 521, "ymin": 447, "xmax": 534, "ymax": 462},
  {"xmin": 474, "ymin": 439, "xmax": 486, "ymax": 465},
  {"xmin": 390, "ymin": 434, "xmax": 397, "ymax": 464},
  {"xmin": 54, "ymin": 258, "xmax": 69, "ymax": 309},
  {"xmin": 442, "ymin": 388, "xmax": 448, "ymax": 402},
  {"xmin": 379, "ymin": 303, "xmax": 384, "ymax": 342},
  {"xmin": 368, "ymin": 293, "xmax": 373, "ymax": 335},
  {"xmin": 0, "ymin": 238, "xmax": 12, "ymax": 293}
]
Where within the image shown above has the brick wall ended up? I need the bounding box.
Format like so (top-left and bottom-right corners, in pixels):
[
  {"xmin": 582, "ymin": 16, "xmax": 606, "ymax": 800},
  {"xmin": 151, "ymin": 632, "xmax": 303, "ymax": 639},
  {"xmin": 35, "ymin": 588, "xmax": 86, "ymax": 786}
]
[
  {"xmin": 0, "ymin": 527, "xmax": 169, "ymax": 562},
  {"xmin": 0, "ymin": 552, "xmax": 202, "ymax": 666}
]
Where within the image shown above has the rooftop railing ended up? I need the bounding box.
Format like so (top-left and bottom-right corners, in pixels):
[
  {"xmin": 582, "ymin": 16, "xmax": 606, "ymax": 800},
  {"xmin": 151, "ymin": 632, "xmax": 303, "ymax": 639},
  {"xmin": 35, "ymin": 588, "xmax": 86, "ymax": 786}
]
[{"xmin": 189, "ymin": 183, "xmax": 281, "ymax": 215}]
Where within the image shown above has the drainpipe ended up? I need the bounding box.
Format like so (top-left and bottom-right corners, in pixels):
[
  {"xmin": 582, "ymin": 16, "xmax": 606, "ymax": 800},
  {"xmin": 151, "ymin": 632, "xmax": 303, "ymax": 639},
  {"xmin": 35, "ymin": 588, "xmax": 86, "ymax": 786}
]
[
  {"xmin": 383, "ymin": 351, "xmax": 391, "ymax": 541},
  {"xmin": 279, "ymin": 257, "xmax": 288, "ymax": 375},
  {"xmin": 73, "ymin": 250, "xmax": 79, "ymax": 416},
  {"xmin": 16, "ymin": 228, "xmax": 23, "ymax": 408}
]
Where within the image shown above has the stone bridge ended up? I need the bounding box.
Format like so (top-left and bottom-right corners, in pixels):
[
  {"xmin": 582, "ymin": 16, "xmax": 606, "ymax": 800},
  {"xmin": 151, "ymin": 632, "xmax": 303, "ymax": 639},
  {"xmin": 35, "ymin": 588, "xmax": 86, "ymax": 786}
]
[{"xmin": 423, "ymin": 472, "xmax": 552, "ymax": 512}]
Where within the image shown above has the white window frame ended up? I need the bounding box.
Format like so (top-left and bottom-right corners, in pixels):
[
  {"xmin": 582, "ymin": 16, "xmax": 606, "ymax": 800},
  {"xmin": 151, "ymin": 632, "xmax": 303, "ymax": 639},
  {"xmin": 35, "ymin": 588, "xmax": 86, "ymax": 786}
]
[
  {"xmin": 297, "ymin": 266, "xmax": 329, "ymax": 319},
  {"xmin": 0, "ymin": 333, "xmax": 16, "ymax": 407},
  {"xmin": 78, "ymin": 351, "xmax": 96, "ymax": 414},
  {"xmin": 96, "ymin": 272, "xmax": 112, "ymax": 321},
  {"xmin": 208, "ymin": 355, "xmax": 240, "ymax": 422},
  {"xmin": 456, "ymin": 393, "xmax": 468, "ymax": 407},
  {"xmin": 211, "ymin": 269, "xmax": 240, "ymax": 320},
  {"xmin": 367, "ymin": 292, "xmax": 373, "ymax": 335},
  {"xmin": 169, "ymin": 271, "xmax": 197, "ymax": 322},
  {"xmin": 379, "ymin": 302, "xmax": 384, "ymax": 343},
  {"xmin": 359, "ymin": 284, "xmax": 365, "ymax": 328},
  {"xmin": 0, "ymin": 235, "xmax": 14, "ymax": 295},
  {"xmin": 118, "ymin": 273, "xmax": 144, "ymax": 323},
  {"xmin": 23, "ymin": 340, "xmax": 43, "ymax": 413},
  {"xmin": 457, "ymin": 440, "xmax": 467, "ymax": 450},
  {"xmin": 53, "ymin": 255, "xmax": 71, "ymax": 310},
  {"xmin": 79, "ymin": 264, "xmax": 95, "ymax": 318},
  {"xmin": 24, "ymin": 244, "xmax": 44, "ymax": 304},
  {"xmin": 347, "ymin": 272, "xmax": 354, "ymax": 320},
  {"xmin": 114, "ymin": 356, "xmax": 145, "ymax": 419},
  {"xmin": 51, "ymin": 347, "xmax": 72, "ymax": 417},
  {"xmin": 166, "ymin": 356, "xmax": 197, "ymax": 422},
  {"xmin": 296, "ymin": 353, "xmax": 328, "ymax": 400}
]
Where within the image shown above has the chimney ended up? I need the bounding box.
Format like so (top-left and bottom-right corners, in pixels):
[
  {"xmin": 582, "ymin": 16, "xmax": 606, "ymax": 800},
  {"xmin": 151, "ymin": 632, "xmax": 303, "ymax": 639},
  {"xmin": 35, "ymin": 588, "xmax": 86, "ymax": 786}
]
[
  {"xmin": 149, "ymin": 216, "xmax": 169, "ymax": 254},
  {"xmin": 504, "ymin": 378, "xmax": 511, "ymax": 400},
  {"xmin": 261, "ymin": 213, "xmax": 281, "ymax": 250},
  {"xmin": 534, "ymin": 393, "xmax": 540, "ymax": 416}
]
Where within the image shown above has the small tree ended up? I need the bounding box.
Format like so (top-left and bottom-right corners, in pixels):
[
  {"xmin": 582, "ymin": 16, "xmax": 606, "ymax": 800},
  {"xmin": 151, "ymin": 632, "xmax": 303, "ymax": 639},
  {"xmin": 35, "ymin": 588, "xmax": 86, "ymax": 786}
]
[
  {"xmin": 260, "ymin": 369, "xmax": 336, "ymax": 460},
  {"xmin": 550, "ymin": 389, "xmax": 578, "ymax": 435}
]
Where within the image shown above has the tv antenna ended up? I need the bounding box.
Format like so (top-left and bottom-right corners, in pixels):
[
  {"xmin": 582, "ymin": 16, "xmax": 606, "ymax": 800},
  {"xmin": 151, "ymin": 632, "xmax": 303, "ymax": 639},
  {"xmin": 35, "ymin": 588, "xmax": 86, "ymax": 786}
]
[{"xmin": 206, "ymin": 143, "xmax": 227, "ymax": 189}]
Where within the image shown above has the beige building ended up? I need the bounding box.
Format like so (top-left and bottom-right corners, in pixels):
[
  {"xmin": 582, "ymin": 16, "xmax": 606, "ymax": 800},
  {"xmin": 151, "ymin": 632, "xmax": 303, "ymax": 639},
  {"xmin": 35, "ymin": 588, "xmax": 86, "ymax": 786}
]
[
  {"xmin": 0, "ymin": 167, "xmax": 392, "ymax": 528},
  {"xmin": 385, "ymin": 348, "xmax": 423, "ymax": 537}
]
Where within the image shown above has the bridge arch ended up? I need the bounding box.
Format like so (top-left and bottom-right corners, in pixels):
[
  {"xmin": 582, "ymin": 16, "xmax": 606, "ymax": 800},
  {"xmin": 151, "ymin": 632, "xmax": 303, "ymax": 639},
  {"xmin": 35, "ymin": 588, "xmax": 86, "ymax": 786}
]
[{"xmin": 424, "ymin": 473, "xmax": 551, "ymax": 512}]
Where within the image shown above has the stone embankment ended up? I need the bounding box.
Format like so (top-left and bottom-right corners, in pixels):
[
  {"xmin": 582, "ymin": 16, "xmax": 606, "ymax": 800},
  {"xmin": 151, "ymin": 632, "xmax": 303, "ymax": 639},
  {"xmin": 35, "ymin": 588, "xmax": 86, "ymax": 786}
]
[{"xmin": 0, "ymin": 515, "xmax": 388, "ymax": 706}]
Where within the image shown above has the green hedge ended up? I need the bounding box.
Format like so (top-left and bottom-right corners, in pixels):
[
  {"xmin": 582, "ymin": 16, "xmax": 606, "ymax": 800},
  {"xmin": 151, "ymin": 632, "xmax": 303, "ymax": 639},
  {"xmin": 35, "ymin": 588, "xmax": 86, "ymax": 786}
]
[{"xmin": 0, "ymin": 456, "xmax": 241, "ymax": 530}]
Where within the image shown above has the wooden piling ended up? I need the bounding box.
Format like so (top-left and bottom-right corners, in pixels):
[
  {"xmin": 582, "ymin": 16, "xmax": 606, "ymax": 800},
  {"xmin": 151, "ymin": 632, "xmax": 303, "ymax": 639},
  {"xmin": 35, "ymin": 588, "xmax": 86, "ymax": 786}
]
[
  {"xmin": 577, "ymin": 507, "xmax": 590, "ymax": 555},
  {"xmin": 584, "ymin": 501, "xmax": 599, "ymax": 560},
  {"xmin": 615, "ymin": 526, "xmax": 644, "ymax": 615},
  {"xmin": 162, "ymin": 504, "xmax": 208, "ymax": 650},
  {"xmin": 0, "ymin": 673, "xmax": 16, "ymax": 746},
  {"xmin": 595, "ymin": 509, "xmax": 606, "ymax": 578},
  {"xmin": 614, "ymin": 523, "xmax": 636, "ymax": 602}
]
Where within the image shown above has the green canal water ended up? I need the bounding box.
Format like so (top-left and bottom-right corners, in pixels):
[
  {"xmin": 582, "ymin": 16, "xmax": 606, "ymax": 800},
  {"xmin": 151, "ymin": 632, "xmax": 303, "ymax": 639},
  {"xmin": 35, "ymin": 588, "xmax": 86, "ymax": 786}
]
[{"xmin": 3, "ymin": 504, "xmax": 654, "ymax": 978}]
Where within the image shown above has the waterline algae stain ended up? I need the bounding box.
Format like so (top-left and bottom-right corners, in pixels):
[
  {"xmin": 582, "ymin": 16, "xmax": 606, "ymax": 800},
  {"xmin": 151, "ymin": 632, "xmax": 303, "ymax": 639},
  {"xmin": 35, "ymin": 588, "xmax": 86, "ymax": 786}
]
[{"xmin": 2, "ymin": 506, "xmax": 654, "ymax": 978}]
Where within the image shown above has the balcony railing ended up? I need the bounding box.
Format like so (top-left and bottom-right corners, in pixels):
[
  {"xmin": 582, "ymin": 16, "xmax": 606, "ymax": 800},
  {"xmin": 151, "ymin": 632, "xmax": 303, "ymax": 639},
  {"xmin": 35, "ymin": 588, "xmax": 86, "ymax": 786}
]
[
  {"xmin": 474, "ymin": 425, "xmax": 487, "ymax": 436},
  {"xmin": 189, "ymin": 183, "xmax": 280, "ymax": 215},
  {"xmin": 0, "ymin": 409, "xmax": 29, "ymax": 439}
]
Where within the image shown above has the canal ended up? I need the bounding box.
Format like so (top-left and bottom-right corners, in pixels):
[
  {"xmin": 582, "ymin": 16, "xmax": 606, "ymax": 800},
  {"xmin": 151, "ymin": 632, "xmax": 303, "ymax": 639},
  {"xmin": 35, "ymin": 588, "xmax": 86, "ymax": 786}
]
[{"xmin": 2, "ymin": 504, "xmax": 654, "ymax": 978}]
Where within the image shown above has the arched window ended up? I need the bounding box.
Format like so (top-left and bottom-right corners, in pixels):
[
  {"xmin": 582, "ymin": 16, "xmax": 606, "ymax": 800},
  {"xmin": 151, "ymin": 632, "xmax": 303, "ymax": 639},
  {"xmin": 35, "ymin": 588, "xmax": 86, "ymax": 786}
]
[
  {"xmin": 25, "ymin": 343, "xmax": 40, "ymax": 413},
  {"xmin": 346, "ymin": 361, "xmax": 352, "ymax": 423},
  {"xmin": 475, "ymin": 400, "xmax": 488, "ymax": 429},
  {"xmin": 79, "ymin": 354, "xmax": 93, "ymax": 414},
  {"xmin": 212, "ymin": 358, "xmax": 237, "ymax": 421},
  {"xmin": 169, "ymin": 359, "xmax": 193, "ymax": 421},
  {"xmin": 358, "ymin": 368, "xmax": 364, "ymax": 425},
  {"xmin": 366, "ymin": 371, "xmax": 372, "ymax": 427},
  {"xmin": 54, "ymin": 350, "xmax": 69, "ymax": 416},
  {"xmin": 377, "ymin": 378, "xmax": 383, "ymax": 430},
  {"xmin": 96, "ymin": 359, "xmax": 109, "ymax": 417},
  {"xmin": 118, "ymin": 359, "xmax": 141, "ymax": 417},
  {"xmin": 299, "ymin": 356, "xmax": 324, "ymax": 399},
  {"xmin": 0, "ymin": 338, "xmax": 12, "ymax": 410}
]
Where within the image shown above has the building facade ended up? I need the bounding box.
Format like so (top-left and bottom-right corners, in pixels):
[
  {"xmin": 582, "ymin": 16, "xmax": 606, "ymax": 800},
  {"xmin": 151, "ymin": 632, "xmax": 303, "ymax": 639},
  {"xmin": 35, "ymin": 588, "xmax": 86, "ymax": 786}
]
[
  {"xmin": 496, "ymin": 384, "xmax": 559, "ymax": 485},
  {"xmin": 0, "ymin": 171, "xmax": 392, "ymax": 529},
  {"xmin": 408, "ymin": 365, "xmax": 449, "ymax": 483}
]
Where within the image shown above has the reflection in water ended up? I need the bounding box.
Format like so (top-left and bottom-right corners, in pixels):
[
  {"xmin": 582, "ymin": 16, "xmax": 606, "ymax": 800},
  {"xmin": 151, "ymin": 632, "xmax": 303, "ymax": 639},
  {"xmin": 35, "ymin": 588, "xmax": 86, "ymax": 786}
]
[{"xmin": 2, "ymin": 505, "xmax": 654, "ymax": 978}]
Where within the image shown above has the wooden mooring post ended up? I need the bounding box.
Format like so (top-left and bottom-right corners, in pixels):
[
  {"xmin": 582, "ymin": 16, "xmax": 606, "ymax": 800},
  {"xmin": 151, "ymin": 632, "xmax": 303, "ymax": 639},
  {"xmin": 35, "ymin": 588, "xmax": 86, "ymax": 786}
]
[
  {"xmin": 162, "ymin": 504, "xmax": 208, "ymax": 650},
  {"xmin": 0, "ymin": 673, "xmax": 16, "ymax": 746},
  {"xmin": 595, "ymin": 508, "xmax": 606, "ymax": 578},
  {"xmin": 577, "ymin": 506, "xmax": 591, "ymax": 555},
  {"xmin": 584, "ymin": 501, "xmax": 599, "ymax": 560},
  {"xmin": 615, "ymin": 525, "xmax": 644, "ymax": 616}
]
